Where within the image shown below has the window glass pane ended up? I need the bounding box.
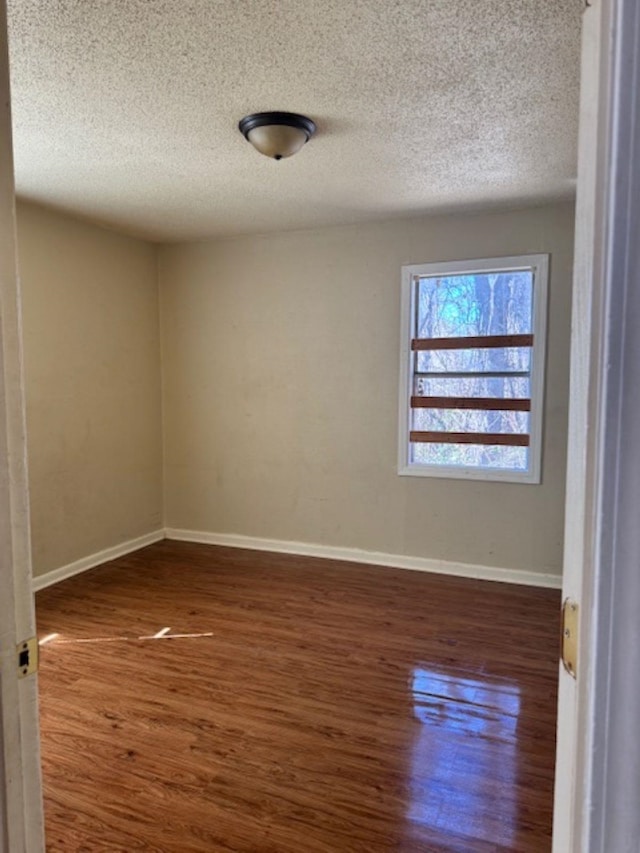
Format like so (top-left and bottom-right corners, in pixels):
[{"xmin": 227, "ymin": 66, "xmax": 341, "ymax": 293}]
[
  {"xmin": 416, "ymin": 346, "xmax": 531, "ymax": 374},
  {"xmin": 410, "ymin": 442, "xmax": 529, "ymax": 472},
  {"xmin": 416, "ymin": 271, "xmax": 533, "ymax": 339},
  {"xmin": 414, "ymin": 376, "xmax": 531, "ymax": 399},
  {"xmin": 411, "ymin": 409, "xmax": 529, "ymax": 434}
]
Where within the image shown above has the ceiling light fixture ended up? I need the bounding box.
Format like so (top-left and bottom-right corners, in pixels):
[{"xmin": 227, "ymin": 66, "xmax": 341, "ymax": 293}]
[{"xmin": 238, "ymin": 112, "xmax": 316, "ymax": 160}]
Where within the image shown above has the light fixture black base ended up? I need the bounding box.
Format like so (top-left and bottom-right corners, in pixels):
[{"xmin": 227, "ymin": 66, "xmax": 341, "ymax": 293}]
[{"xmin": 238, "ymin": 112, "xmax": 316, "ymax": 141}]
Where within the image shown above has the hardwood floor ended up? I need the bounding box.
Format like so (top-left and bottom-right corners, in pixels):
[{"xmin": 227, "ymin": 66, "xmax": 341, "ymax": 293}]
[{"xmin": 36, "ymin": 541, "xmax": 560, "ymax": 852}]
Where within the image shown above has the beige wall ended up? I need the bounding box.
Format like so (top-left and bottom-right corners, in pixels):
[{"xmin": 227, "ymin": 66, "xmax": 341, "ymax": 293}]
[
  {"xmin": 16, "ymin": 200, "xmax": 573, "ymax": 579},
  {"xmin": 17, "ymin": 202, "xmax": 163, "ymax": 577},
  {"xmin": 159, "ymin": 202, "xmax": 574, "ymax": 576}
]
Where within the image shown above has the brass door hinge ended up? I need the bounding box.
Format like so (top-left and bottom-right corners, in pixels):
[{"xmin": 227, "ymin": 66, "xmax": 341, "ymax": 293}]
[
  {"xmin": 17, "ymin": 637, "xmax": 38, "ymax": 678},
  {"xmin": 561, "ymin": 600, "xmax": 579, "ymax": 679}
]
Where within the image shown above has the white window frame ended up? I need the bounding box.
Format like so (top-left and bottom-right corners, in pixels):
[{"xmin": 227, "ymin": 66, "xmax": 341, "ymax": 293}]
[{"xmin": 398, "ymin": 253, "xmax": 549, "ymax": 484}]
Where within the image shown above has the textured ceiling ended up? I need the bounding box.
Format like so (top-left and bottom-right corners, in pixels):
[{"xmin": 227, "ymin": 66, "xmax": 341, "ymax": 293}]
[{"xmin": 7, "ymin": 1, "xmax": 582, "ymax": 242}]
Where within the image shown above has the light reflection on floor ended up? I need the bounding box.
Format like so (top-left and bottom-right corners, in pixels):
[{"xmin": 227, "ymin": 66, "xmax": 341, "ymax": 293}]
[
  {"xmin": 407, "ymin": 666, "xmax": 521, "ymax": 848},
  {"xmin": 38, "ymin": 628, "xmax": 215, "ymax": 645}
]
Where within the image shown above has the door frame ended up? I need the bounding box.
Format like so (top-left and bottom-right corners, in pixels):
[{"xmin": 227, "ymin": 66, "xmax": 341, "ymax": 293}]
[
  {"xmin": 0, "ymin": 0, "xmax": 44, "ymax": 849},
  {"xmin": 553, "ymin": 0, "xmax": 640, "ymax": 849},
  {"xmin": 577, "ymin": 0, "xmax": 640, "ymax": 847}
]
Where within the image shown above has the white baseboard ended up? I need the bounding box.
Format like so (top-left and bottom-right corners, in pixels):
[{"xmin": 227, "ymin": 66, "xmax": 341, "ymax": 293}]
[
  {"xmin": 31, "ymin": 527, "xmax": 562, "ymax": 592},
  {"xmin": 164, "ymin": 528, "xmax": 562, "ymax": 589},
  {"xmin": 31, "ymin": 530, "xmax": 166, "ymax": 592}
]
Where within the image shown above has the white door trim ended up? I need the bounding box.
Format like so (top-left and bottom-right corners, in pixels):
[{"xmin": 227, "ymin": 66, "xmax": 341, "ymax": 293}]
[
  {"xmin": 554, "ymin": 0, "xmax": 640, "ymax": 850},
  {"xmin": 0, "ymin": 0, "xmax": 45, "ymax": 849},
  {"xmin": 552, "ymin": 0, "xmax": 610, "ymax": 848},
  {"xmin": 582, "ymin": 0, "xmax": 640, "ymax": 847}
]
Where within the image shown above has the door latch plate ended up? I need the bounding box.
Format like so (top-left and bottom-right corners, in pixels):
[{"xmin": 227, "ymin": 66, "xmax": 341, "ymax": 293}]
[
  {"xmin": 561, "ymin": 599, "xmax": 578, "ymax": 679},
  {"xmin": 17, "ymin": 637, "xmax": 38, "ymax": 678}
]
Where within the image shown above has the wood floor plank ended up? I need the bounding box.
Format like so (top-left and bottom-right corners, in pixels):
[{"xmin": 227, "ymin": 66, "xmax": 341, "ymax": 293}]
[{"xmin": 36, "ymin": 541, "xmax": 560, "ymax": 852}]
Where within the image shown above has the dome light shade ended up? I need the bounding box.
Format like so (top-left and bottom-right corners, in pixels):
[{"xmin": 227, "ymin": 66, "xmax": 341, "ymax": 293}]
[{"xmin": 239, "ymin": 112, "xmax": 316, "ymax": 160}]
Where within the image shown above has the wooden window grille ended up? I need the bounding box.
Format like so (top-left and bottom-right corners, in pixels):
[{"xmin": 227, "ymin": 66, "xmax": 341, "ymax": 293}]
[{"xmin": 409, "ymin": 333, "xmax": 534, "ymax": 449}]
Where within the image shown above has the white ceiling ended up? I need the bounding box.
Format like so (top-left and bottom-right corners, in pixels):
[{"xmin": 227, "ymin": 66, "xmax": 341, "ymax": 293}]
[{"xmin": 7, "ymin": 1, "xmax": 582, "ymax": 242}]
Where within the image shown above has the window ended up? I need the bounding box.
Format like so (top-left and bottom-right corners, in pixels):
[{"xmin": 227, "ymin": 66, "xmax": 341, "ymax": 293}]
[{"xmin": 398, "ymin": 254, "xmax": 548, "ymax": 483}]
